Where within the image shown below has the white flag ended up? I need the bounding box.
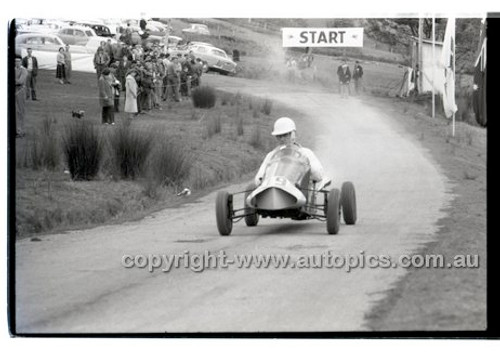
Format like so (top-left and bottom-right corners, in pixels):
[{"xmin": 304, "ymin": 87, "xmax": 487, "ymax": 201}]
[{"xmin": 440, "ymin": 18, "xmax": 458, "ymax": 118}]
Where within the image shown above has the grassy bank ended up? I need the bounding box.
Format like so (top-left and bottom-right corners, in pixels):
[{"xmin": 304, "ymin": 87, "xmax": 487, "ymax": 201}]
[
  {"xmin": 363, "ymin": 96, "xmax": 486, "ymax": 330},
  {"xmin": 14, "ymin": 70, "xmax": 300, "ymax": 238}
]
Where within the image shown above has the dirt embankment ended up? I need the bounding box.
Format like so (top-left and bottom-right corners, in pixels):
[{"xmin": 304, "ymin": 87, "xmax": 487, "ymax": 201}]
[{"xmin": 362, "ymin": 96, "xmax": 486, "ymax": 330}]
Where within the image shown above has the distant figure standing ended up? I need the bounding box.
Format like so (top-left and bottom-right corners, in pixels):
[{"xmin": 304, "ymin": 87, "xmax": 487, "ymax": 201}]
[
  {"xmin": 15, "ymin": 55, "xmax": 28, "ymax": 137},
  {"xmin": 337, "ymin": 59, "xmax": 351, "ymax": 98},
  {"xmin": 139, "ymin": 18, "xmax": 147, "ymax": 31},
  {"xmin": 124, "ymin": 69, "xmax": 138, "ymax": 120},
  {"xmin": 98, "ymin": 68, "xmax": 115, "ymax": 125},
  {"xmin": 64, "ymin": 45, "xmax": 72, "ymax": 84},
  {"xmin": 93, "ymin": 47, "xmax": 110, "ymax": 80},
  {"xmin": 56, "ymin": 47, "xmax": 66, "ymax": 85},
  {"xmin": 22, "ymin": 47, "xmax": 38, "ymax": 100},
  {"xmin": 352, "ymin": 60, "xmax": 364, "ymax": 95}
]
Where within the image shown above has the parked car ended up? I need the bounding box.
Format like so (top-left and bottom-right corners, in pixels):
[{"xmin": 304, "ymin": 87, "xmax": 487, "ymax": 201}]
[
  {"xmin": 16, "ymin": 20, "xmax": 67, "ymax": 34},
  {"xmin": 169, "ymin": 43, "xmax": 237, "ymax": 75},
  {"xmin": 15, "ymin": 32, "xmax": 67, "ymax": 57},
  {"xmin": 74, "ymin": 22, "xmax": 115, "ymax": 38},
  {"xmin": 57, "ymin": 26, "xmax": 107, "ymax": 47},
  {"xmin": 182, "ymin": 23, "xmax": 210, "ymax": 35}
]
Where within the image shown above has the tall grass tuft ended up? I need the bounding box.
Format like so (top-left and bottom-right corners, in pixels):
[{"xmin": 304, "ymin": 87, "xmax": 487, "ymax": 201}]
[
  {"xmin": 23, "ymin": 116, "xmax": 60, "ymax": 170},
  {"xmin": 249, "ymin": 126, "xmax": 264, "ymax": 149},
  {"xmin": 236, "ymin": 105, "xmax": 244, "ymax": 136},
  {"xmin": 62, "ymin": 120, "xmax": 103, "ymax": 180},
  {"xmin": 148, "ymin": 135, "xmax": 193, "ymax": 187},
  {"xmin": 261, "ymin": 98, "xmax": 273, "ymax": 115},
  {"xmin": 109, "ymin": 122, "xmax": 153, "ymax": 180},
  {"xmin": 192, "ymin": 86, "xmax": 217, "ymax": 109}
]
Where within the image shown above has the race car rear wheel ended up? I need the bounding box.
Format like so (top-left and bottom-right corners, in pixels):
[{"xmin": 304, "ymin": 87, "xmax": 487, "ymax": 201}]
[
  {"xmin": 216, "ymin": 191, "xmax": 233, "ymax": 235},
  {"xmin": 326, "ymin": 188, "xmax": 341, "ymax": 235},
  {"xmin": 341, "ymin": 181, "xmax": 357, "ymax": 225},
  {"xmin": 244, "ymin": 183, "xmax": 259, "ymax": 226}
]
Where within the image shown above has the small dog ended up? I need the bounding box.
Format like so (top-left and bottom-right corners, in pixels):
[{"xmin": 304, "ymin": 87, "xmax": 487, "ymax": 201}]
[{"xmin": 72, "ymin": 110, "xmax": 85, "ymax": 119}]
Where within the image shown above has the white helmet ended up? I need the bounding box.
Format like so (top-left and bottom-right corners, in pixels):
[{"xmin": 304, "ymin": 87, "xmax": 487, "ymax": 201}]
[{"xmin": 272, "ymin": 117, "xmax": 296, "ymax": 136}]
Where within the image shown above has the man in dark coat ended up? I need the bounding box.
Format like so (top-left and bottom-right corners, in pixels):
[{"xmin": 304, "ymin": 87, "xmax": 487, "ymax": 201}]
[
  {"xmin": 352, "ymin": 60, "xmax": 364, "ymax": 95},
  {"xmin": 21, "ymin": 48, "xmax": 39, "ymax": 100},
  {"xmin": 337, "ymin": 59, "xmax": 351, "ymax": 98}
]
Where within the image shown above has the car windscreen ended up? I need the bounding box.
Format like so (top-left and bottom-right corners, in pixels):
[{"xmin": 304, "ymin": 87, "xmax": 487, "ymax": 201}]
[
  {"xmin": 264, "ymin": 146, "xmax": 309, "ymax": 184},
  {"xmin": 210, "ymin": 49, "xmax": 227, "ymax": 58}
]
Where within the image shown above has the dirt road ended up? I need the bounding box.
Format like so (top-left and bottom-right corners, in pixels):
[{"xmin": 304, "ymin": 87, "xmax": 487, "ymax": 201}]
[{"xmin": 15, "ymin": 75, "xmax": 453, "ymax": 333}]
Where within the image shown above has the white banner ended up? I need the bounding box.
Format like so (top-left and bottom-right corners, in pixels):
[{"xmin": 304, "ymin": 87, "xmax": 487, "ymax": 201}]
[
  {"xmin": 282, "ymin": 28, "xmax": 363, "ymax": 47},
  {"xmin": 440, "ymin": 18, "xmax": 457, "ymax": 118}
]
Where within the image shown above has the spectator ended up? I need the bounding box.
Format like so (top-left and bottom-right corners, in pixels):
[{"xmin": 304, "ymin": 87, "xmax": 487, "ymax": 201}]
[
  {"xmin": 139, "ymin": 60, "xmax": 154, "ymax": 113},
  {"xmin": 15, "ymin": 55, "xmax": 28, "ymax": 137},
  {"xmin": 153, "ymin": 57, "xmax": 165, "ymax": 110},
  {"xmin": 109, "ymin": 64, "xmax": 122, "ymax": 113},
  {"xmin": 139, "ymin": 18, "xmax": 147, "ymax": 31},
  {"xmin": 22, "ymin": 47, "xmax": 39, "ymax": 100},
  {"xmin": 337, "ymin": 59, "xmax": 351, "ymax": 98},
  {"xmin": 117, "ymin": 54, "xmax": 132, "ymax": 90},
  {"xmin": 124, "ymin": 69, "xmax": 138, "ymax": 120},
  {"xmin": 98, "ymin": 68, "xmax": 115, "ymax": 125},
  {"xmin": 161, "ymin": 53, "xmax": 171, "ymax": 101},
  {"xmin": 64, "ymin": 44, "xmax": 72, "ymax": 84},
  {"xmin": 166, "ymin": 56, "xmax": 180, "ymax": 102},
  {"xmin": 94, "ymin": 47, "xmax": 110, "ymax": 80},
  {"xmin": 352, "ymin": 60, "xmax": 364, "ymax": 95},
  {"xmin": 56, "ymin": 47, "xmax": 66, "ymax": 85}
]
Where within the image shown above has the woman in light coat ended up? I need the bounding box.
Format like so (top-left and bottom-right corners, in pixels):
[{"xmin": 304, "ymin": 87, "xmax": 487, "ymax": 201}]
[{"xmin": 124, "ymin": 69, "xmax": 138, "ymax": 119}]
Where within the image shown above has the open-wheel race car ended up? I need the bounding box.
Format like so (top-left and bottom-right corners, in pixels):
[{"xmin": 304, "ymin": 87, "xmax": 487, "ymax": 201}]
[{"xmin": 215, "ymin": 144, "xmax": 357, "ymax": 235}]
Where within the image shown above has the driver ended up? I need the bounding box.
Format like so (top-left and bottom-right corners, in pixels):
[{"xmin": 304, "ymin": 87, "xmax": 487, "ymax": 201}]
[{"xmin": 255, "ymin": 117, "xmax": 324, "ymax": 186}]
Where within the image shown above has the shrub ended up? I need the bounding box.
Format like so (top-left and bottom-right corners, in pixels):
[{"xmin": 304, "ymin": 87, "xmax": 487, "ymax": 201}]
[
  {"xmin": 192, "ymin": 86, "xmax": 217, "ymax": 109},
  {"xmin": 148, "ymin": 135, "xmax": 193, "ymax": 187},
  {"xmin": 249, "ymin": 126, "xmax": 264, "ymax": 149},
  {"xmin": 22, "ymin": 116, "xmax": 60, "ymax": 170},
  {"xmin": 261, "ymin": 98, "xmax": 273, "ymax": 115},
  {"xmin": 205, "ymin": 113, "xmax": 222, "ymax": 138},
  {"xmin": 236, "ymin": 106, "xmax": 244, "ymax": 136},
  {"xmin": 109, "ymin": 122, "xmax": 153, "ymax": 180},
  {"xmin": 62, "ymin": 120, "xmax": 103, "ymax": 180}
]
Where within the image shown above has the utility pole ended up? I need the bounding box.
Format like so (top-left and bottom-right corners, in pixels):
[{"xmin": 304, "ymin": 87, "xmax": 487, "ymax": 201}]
[
  {"xmin": 432, "ymin": 16, "xmax": 435, "ymax": 118},
  {"xmin": 418, "ymin": 18, "xmax": 424, "ymax": 94}
]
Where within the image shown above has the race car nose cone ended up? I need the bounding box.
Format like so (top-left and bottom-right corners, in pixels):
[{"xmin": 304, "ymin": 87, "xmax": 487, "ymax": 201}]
[{"xmin": 255, "ymin": 187, "xmax": 297, "ymax": 210}]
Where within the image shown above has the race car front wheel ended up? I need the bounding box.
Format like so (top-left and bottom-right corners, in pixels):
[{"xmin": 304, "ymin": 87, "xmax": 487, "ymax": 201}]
[
  {"xmin": 341, "ymin": 181, "xmax": 357, "ymax": 225},
  {"xmin": 216, "ymin": 191, "xmax": 233, "ymax": 235},
  {"xmin": 244, "ymin": 183, "xmax": 259, "ymax": 226},
  {"xmin": 326, "ymin": 188, "xmax": 341, "ymax": 235}
]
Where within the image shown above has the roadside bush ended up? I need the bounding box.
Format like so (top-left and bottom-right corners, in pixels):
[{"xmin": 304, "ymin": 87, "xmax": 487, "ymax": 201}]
[
  {"xmin": 148, "ymin": 135, "xmax": 193, "ymax": 187},
  {"xmin": 249, "ymin": 126, "xmax": 264, "ymax": 149},
  {"xmin": 21, "ymin": 116, "xmax": 60, "ymax": 170},
  {"xmin": 205, "ymin": 113, "xmax": 222, "ymax": 138},
  {"xmin": 192, "ymin": 86, "xmax": 217, "ymax": 109},
  {"xmin": 110, "ymin": 123, "xmax": 153, "ymax": 180},
  {"xmin": 261, "ymin": 98, "xmax": 273, "ymax": 115},
  {"xmin": 62, "ymin": 120, "xmax": 103, "ymax": 180}
]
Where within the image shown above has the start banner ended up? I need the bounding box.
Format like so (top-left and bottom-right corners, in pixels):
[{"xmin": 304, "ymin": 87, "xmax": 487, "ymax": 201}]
[{"xmin": 282, "ymin": 27, "xmax": 364, "ymax": 47}]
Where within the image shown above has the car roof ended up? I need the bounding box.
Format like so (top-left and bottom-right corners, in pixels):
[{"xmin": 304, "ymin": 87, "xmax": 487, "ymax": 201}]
[
  {"xmin": 17, "ymin": 32, "xmax": 61, "ymax": 39},
  {"xmin": 60, "ymin": 25, "xmax": 96, "ymax": 32}
]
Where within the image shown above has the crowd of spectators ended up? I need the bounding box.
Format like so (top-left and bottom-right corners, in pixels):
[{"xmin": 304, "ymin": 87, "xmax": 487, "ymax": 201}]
[{"xmin": 92, "ymin": 39, "xmax": 205, "ymax": 124}]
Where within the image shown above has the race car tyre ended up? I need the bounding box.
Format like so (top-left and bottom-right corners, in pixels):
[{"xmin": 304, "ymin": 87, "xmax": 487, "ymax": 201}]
[
  {"xmin": 341, "ymin": 181, "xmax": 357, "ymax": 225},
  {"xmin": 326, "ymin": 188, "xmax": 341, "ymax": 235},
  {"xmin": 216, "ymin": 191, "xmax": 233, "ymax": 235},
  {"xmin": 244, "ymin": 183, "xmax": 259, "ymax": 226}
]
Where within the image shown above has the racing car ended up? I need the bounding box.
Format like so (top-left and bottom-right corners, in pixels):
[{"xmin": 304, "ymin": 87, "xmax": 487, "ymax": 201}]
[{"xmin": 215, "ymin": 144, "xmax": 357, "ymax": 235}]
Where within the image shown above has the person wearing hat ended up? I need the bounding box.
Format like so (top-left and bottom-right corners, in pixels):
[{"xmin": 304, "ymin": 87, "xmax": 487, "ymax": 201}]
[
  {"xmin": 254, "ymin": 117, "xmax": 324, "ymax": 186},
  {"xmin": 124, "ymin": 68, "xmax": 138, "ymax": 120},
  {"xmin": 98, "ymin": 68, "xmax": 115, "ymax": 125}
]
